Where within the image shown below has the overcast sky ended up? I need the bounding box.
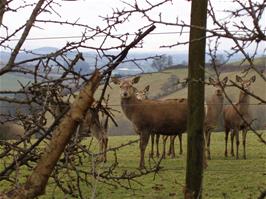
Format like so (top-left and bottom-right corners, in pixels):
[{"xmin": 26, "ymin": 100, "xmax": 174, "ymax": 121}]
[{"xmin": 1, "ymin": 0, "xmax": 265, "ymax": 54}]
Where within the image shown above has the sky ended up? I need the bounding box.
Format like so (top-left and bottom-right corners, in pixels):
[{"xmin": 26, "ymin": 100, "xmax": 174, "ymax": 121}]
[{"xmin": 1, "ymin": 0, "xmax": 265, "ymax": 54}]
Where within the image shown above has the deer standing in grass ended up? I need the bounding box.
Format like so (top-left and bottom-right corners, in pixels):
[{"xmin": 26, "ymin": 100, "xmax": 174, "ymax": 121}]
[
  {"xmin": 50, "ymin": 96, "xmax": 108, "ymax": 162},
  {"xmin": 136, "ymin": 87, "xmax": 183, "ymax": 159},
  {"xmin": 135, "ymin": 85, "xmax": 160, "ymax": 158},
  {"xmin": 223, "ymin": 75, "xmax": 256, "ymax": 159},
  {"xmin": 204, "ymin": 76, "xmax": 228, "ymax": 160},
  {"xmin": 112, "ymin": 76, "xmax": 188, "ymax": 169},
  {"xmin": 78, "ymin": 107, "xmax": 108, "ymax": 162}
]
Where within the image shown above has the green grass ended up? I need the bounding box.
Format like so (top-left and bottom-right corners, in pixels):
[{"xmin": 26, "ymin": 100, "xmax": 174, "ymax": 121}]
[
  {"xmin": 43, "ymin": 132, "xmax": 265, "ymax": 198},
  {"xmin": 1, "ymin": 67, "xmax": 265, "ymax": 198},
  {"xmin": 2, "ymin": 132, "xmax": 264, "ymax": 198}
]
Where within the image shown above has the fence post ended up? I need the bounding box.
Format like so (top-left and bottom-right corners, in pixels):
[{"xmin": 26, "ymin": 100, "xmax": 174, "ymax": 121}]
[{"xmin": 185, "ymin": 0, "xmax": 208, "ymax": 198}]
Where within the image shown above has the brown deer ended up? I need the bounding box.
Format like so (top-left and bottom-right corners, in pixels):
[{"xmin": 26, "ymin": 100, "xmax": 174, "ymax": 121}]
[
  {"xmin": 161, "ymin": 100, "xmax": 185, "ymax": 158},
  {"xmin": 50, "ymin": 95, "xmax": 108, "ymax": 162},
  {"xmin": 161, "ymin": 98, "xmax": 186, "ymax": 159},
  {"xmin": 135, "ymin": 85, "xmax": 160, "ymax": 158},
  {"xmin": 204, "ymin": 76, "xmax": 228, "ymax": 160},
  {"xmin": 112, "ymin": 76, "xmax": 188, "ymax": 169},
  {"xmin": 78, "ymin": 107, "xmax": 108, "ymax": 162},
  {"xmin": 136, "ymin": 86, "xmax": 183, "ymax": 159},
  {"xmin": 0, "ymin": 122, "xmax": 24, "ymax": 140},
  {"xmin": 223, "ymin": 75, "xmax": 256, "ymax": 159}
]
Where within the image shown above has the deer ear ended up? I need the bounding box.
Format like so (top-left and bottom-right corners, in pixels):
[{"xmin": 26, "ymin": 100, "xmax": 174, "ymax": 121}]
[
  {"xmin": 222, "ymin": 77, "xmax": 228, "ymax": 85},
  {"xmin": 235, "ymin": 75, "xmax": 243, "ymax": 83},
  {"xmin": 132, "ymin": 76, "xmax": 141, "ymax": 84},
  {"xmin": 111, "ymin": 77, "xmax": 120, "ymax": 85},
  {"xmin": 144, "ymin": 85, "xmax": 150, "ymax": 92},
  {"xmin": 250, "ymin": 75, "xmax": 256, "ymax": 83},
  {"xmin": 209, "ymin": 77, "xmax": 216, "ymax": 85}
]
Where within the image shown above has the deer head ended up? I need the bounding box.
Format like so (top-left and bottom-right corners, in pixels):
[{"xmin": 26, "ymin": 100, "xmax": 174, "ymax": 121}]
[
  {"xmin": 236, "ymin": 75, "xmax": 256, "ymax": 91},
  {"xmin": 209, "ymin": 76, "xmax": 228, "ymax": 96},
  {"xmin": 111, "ymin": 76, "xmax": 140, "ymax": 99},
  {"xmin": 235, "ymin": 75, "xmax": 256, "ymax": 103},
  {"xmin": 136, "ymin": 85, "xmax": 150, "ymax": 100}
]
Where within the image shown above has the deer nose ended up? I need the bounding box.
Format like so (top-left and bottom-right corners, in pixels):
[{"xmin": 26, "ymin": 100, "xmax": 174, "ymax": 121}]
[{"xmin": 122, "ymin": 92, "xmax": 128, "ymax": 98}]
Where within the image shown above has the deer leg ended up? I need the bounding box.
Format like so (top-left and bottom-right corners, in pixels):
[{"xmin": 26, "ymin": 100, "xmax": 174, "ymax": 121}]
[
  {"xmin": 207, "ymin": 130, "xmax": 211, "ymax": 160},
  {"xmin": 103, "ymin": 137, "xmax": 108, "ymax": 162},
  {"xmin": 224, "ymin": 128, "xmax": 229, "ymax": 157},
  {"xmin": 167, "ymin": 137, "xmax": 172, "ymax": 156},
  {"xmin": 242, "ymin": 128, "xmax": 247, "ymax": 159},
  {"xmin": 178, "ymin": 134, "xmax": 183, "ymax": 155},
  {"xmin": 139, "ymin": 131, "xmax": 150, "ymax": 169},
  {"xmin": 234, "ymin": 129, "xmax": 239, "ymax": 159},
  {"xmin": 230, "ymin": 130, "xmax": 235, "ymax": 157},
  {"xmin": 162, "ymin": 136, "xmax": 168, "ymax": 159},
  {"xmin": 170, "ymin": 135, "xmax": 176, "ymax": 159},
  {"xmin": 150, "ymin": 133, "xmax": 155, "ymax": 158},
  {"xmin": 156, "ymin": 134, "xmax": 160, "ymax": 158}
]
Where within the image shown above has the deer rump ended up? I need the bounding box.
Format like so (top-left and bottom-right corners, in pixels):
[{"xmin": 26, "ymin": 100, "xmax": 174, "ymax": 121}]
[{"xmin": 122, "ymin": 98, "xmax": 188, "ymax": 135}]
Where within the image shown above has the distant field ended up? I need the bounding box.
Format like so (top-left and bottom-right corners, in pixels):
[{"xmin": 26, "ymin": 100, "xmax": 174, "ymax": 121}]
[
  {"xmin": 230, "ymin": 56, "xmax": 266, "ymax": 66},
  {"xmin": 0, "ymin": 73, "xmax": 32, "ymax": 91},
  {"xmin": 1, "ymin": 132, "xmax": 265, "ymax": 198}
]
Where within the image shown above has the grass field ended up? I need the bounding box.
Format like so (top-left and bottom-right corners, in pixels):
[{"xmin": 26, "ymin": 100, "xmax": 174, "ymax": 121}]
[
  {"xmin": 1, "ymin": 132, "xmax": 262, "ymax": 198},
  {"xmin": 1, "ymin": 63, "xmax": 265, "ymax": 198}
]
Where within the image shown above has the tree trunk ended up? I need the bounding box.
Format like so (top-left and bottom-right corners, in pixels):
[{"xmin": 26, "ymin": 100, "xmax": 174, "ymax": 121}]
[{"xmin": 185, "ymin": 0, "xmax": 208, "ymax": 198}]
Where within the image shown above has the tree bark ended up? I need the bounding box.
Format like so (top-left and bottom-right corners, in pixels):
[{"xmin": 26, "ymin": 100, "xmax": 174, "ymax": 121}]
[
  {"xmin": 185, "ymin": 0, "xmax": 208, "ymax": 198},
  {"xmin": 0, "ymin": 0, "xmax": 6, "ymax": 25},
  {"xmin": 5, "ymin": 70, "xmax": 102, "ymax": 199}
]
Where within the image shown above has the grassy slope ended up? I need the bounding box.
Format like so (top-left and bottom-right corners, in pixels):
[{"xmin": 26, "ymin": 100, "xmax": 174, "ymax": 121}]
[
  {"xmin": 230, "ymin": 56, "xmax": 266, "ymax": 66},
  {"xmin": 1, "ymin": 133, "xmax": 264, "ymax": 198},
  {"xmin": 38, "ymin": 132, "xmax": 265, "ymax": 198}
]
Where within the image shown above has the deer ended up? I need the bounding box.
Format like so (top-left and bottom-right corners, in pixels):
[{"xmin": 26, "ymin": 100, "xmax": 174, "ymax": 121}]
[
  {"xmin": 135, "ymin": 86, "xmax": 184, "ymax": 159},
  {"xmin": 135, "ymin": 85, "xmax": 160, "ymax": 158},
  {"xmin": 0, "ymin": 122, "xmax": 24, "ymax": 140},
  {"xmin": 49, "ymin": 92, "xmax": 108, "ymax": 162},
  {"xmin": 78, "ymin": 107, "xmax": 108, "ymax": 162},
  {"xmin": 223, "ymin": 75, "xmax": 256, "ymax": 159},
  {"xmin": 161, "ymin": 99, "xmax": 185, "ymax": 159},
  {"xmin": 204, "ymin": 76, "xmax": 228, "ymax": 160},
  {"xmin": 112, "ymin": 76, "xmax": 188, "ymax": 169}
]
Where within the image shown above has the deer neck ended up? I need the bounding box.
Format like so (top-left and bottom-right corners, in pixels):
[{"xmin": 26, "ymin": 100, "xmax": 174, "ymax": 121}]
[
  {"xmin": 237, "ymin": 91, "xmax": 250, "ymax": 115},
  {"xmin": 120, "ymin": 95, "xmax": 140, "ymax": 120}
]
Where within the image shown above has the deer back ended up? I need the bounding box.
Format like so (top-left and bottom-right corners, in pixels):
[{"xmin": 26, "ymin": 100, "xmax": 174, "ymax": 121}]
[
  {"xmin": 78, "ymin": 109, "xmax": 107, "ymax": 140},
  {"xmin": 122, "ymin": 96, "xmax": 188, "ymax": 135}
]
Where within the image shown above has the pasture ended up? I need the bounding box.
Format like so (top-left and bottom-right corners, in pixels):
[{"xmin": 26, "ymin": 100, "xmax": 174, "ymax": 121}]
[
  {"xmin": 0, "ymin": 66, "xmax": 265, "ymax": 198},
  {"xmin": 48, "ymin": 133, "xmax": 266, "ymax": 199},
  {"xmin": 1, "ymin": 132, "xmax": 264, "ymax": 198}
]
